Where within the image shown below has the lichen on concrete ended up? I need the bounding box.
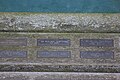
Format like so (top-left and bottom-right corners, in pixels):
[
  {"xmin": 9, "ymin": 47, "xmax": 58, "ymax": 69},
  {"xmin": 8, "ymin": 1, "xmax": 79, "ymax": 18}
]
[{"xmin": 0, "ymin": 13, "xmax": 120, "ymax": 32}]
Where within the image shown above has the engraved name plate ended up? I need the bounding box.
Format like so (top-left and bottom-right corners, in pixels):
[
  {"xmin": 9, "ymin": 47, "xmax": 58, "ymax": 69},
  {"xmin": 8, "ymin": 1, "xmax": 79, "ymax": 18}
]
[
  {"xmin": 80, "ymin": 51, "xmax": 114, "ymax": 59},
  {"xmin": 37, "ymin": 51, "xmax": 71, "ymax": 58},
  {"xmin": 0, "ymin": 38, "xmax": 27, "ymax": 46},
  {"xmin": 80, "ymin": 39, "xmax": 114, "ymax": 47},
  {"xmin": 80, "ymin": 79, "xmax": 114, "ymax": 80},
  {"xmin": 0, "ymin": 51, "xmax": 27, "ymax": 58},
  {"xmin": 37, "ymin": 39, "xmax": 70, "ymax": 46}
]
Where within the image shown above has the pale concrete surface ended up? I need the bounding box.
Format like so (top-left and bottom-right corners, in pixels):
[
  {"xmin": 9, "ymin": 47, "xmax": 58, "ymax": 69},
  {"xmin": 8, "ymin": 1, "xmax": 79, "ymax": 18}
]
[
  {"xmin": 0, "ymin": 72, "xmax": 119, "ymax": 80},
  {"xmin": 0, "ymin": 13, "xmax": 120, "ymax": 32}
]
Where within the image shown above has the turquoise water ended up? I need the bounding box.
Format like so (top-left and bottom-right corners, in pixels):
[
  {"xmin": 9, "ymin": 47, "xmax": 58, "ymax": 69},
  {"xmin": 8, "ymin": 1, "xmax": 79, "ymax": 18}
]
[{"xmin": 0, "ymin": 0, "xmax": 120, "ymax": 12}]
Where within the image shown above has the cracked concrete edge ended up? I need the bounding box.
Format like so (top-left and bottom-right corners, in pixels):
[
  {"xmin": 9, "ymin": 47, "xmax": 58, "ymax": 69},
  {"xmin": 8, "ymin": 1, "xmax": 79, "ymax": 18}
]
[
  {"xmin": 0, "ymin": 72, "xmax": 120, "ymax": 80},
  {"xmin": 0, "ymin": 12, "xmax": 120, "ymax": 32}
]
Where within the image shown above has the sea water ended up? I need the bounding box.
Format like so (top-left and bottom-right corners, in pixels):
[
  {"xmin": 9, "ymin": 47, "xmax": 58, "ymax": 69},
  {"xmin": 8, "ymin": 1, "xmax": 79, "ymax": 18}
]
[{"xmin": 0, "ymin": 0, "xmax": 120, "ymax": 12}]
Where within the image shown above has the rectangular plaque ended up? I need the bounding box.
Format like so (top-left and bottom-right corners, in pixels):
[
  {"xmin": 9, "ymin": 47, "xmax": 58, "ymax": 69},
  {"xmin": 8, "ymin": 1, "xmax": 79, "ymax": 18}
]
[
  {"xmin": 80, "ymin": 78, "xmax": 117, "ymax": 80},
  {"xmin": 80, "ymin": 79, "xmax": 114, "ymax": 80},
  {"xmin": 80, "ymin": 39, "xmax": 114, "ymax": 47},
  {"xmin": 80, "ymin": 51, "xmax": 114, "ymax": 59},
  {"xmin": 0, "ymin": 38, "xmax": 27, "ymax": 46},
  {"xmin": 37, "ymin": 51, "xmax": 71, "ymax": 58},
  {"xmin": 0, "ymin": 51, "xmax": 27, "ymax": 58},
  {"xmin": 37, "ymin": 39, "xmax": 70, "ymax": 46}
]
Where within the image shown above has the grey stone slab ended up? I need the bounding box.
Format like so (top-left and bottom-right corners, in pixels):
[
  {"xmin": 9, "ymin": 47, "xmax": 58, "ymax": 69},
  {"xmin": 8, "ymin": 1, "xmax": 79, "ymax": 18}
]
[
  {"xmin": 0, "ymin": 72, "xmax": 118, "ymax": 80},
  {"xmin": 0, "ymin": 76, "xmax": 29, "ymax": 80},
  {"xmin": 80, "ymin": 39, "xmax": 114, "ymax": 47},
  {"xmin": 80, "ymin": 51, "xmax": 114, "ymax": 59},
  {"xmin": 0, "ymin": 38, "xmax": 27, "ymax": 46},
  {"xmin": 0, "ymin": 51, "xmax": 27, "ymax": 58},
  {"xmin": 37, "ymin": 51, "xmax": 71, "ymax": 58},
  {"xmin": 0, "ymin": 33, "xmax": 119, "ymax": 73},
  {"xmin": 37, "ymin": 39, "xmax": 70, "ymax": 46}
]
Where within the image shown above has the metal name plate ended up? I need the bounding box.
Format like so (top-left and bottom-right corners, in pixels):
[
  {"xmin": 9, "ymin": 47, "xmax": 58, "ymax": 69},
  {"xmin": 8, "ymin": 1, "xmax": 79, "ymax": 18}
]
[
  {"xmin": 74, "ymin": 79, "xmax": 114, "ymax": 80},
  {"xmin": 0, "ymin": 51, "xmax": 27, "ymax": 58},
  {"xmin": 80, "ymin": 51, "xmax": 114, "ymax": 59},
  {"xmin": 37, "ymin": 39, "xmax": 70, "ymax": 46},
  {"xmin": 0, "ymin": 38, "xmax": 27, "ymax": 46},
  {"xmin": 80, "ymin": 39, "xmax": 114, "ymax": 47},
  {"xmin": 37, "ymin": 51, "xmax": 71, "ymax": 58}
]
